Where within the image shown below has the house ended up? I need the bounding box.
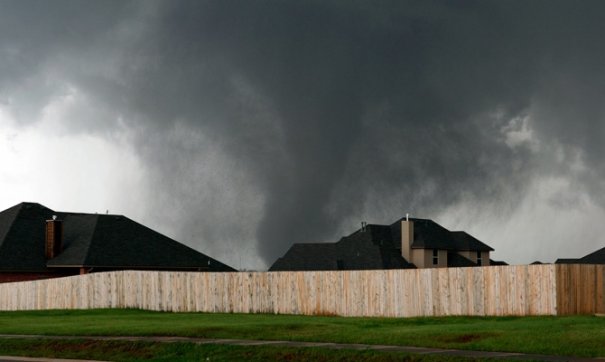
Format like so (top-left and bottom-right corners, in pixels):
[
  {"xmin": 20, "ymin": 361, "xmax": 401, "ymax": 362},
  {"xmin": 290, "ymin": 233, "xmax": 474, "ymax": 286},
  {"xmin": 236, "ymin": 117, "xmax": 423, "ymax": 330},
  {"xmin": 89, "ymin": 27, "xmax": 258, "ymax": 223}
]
[
  {"xmin": 555, "ymin": 246, "xmax": 605, "ymax": 265},
  {"xmin": 489, "ymin": 259, "xmax": 509, "ymax": 266},
  {"xmin": 0, "ymin": 202, "xmax": 235, "ymax": 283},
  {"xmin": 269, "ymin": 216, "xmax": 494, "ymax": 271}
]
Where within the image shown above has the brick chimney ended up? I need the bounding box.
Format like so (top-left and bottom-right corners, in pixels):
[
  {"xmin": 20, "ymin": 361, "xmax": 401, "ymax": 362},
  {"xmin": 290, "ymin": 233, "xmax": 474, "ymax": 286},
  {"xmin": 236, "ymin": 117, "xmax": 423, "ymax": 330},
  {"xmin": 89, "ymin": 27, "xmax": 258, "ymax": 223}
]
[
  {"xmin": 401, "ymin": 214, "xmax": 413, "ymax": 261},
  {"xmin": 45, "ymin": 215, "xmax": 63, "ymax": 259}
]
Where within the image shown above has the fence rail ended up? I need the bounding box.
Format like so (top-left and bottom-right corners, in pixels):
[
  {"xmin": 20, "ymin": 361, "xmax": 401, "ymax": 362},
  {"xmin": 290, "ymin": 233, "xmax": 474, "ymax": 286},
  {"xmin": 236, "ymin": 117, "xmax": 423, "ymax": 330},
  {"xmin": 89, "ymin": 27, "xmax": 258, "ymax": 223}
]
[{"xmin": 0, "ymin": 264, "xmax": 603, "ymax": 316}]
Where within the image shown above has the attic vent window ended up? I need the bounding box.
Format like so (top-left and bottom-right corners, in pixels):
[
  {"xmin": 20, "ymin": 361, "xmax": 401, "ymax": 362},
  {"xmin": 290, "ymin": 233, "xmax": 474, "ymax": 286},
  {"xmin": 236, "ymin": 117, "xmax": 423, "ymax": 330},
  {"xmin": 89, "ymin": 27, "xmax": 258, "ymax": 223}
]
[{"xmin": 432, "ymin": 249, "xmax": 439, "ymax": 265}]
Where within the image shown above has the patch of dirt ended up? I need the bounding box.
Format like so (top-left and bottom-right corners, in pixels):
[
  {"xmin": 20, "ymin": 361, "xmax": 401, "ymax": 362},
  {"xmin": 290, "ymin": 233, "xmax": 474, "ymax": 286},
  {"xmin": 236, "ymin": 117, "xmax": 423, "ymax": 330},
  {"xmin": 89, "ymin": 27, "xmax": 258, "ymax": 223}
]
[
  {"xmin": 438, "ymin": 332, "xmax": 497, "ymax": 344},
  {"xmin": 43, "ymin": 340, "xmax": 155, "ymax": 359}
]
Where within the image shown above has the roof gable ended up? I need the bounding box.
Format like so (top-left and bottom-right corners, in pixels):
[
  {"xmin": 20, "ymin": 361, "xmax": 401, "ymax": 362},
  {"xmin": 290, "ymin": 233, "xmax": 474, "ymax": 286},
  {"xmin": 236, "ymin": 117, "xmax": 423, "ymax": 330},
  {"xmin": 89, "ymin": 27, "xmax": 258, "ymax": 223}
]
[
  {"xmin": 49, "ymin": 214, "xmax": 234, "ymax": 270},
  {"xmin": 0, "ymin": 202, "xmax": 235, "ymax": 272}
]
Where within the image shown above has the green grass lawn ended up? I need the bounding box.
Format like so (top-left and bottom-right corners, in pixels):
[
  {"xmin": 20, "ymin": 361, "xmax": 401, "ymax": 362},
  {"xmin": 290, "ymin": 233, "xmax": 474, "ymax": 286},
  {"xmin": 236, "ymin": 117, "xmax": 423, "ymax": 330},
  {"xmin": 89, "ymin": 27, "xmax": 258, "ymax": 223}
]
[
  {"xmin": 0, "ymin": 309, "xmax": 602, "ymax": 359},
  {"xmin": 0, "ymin": 339, "xmax": 487, "ymax": 362}
]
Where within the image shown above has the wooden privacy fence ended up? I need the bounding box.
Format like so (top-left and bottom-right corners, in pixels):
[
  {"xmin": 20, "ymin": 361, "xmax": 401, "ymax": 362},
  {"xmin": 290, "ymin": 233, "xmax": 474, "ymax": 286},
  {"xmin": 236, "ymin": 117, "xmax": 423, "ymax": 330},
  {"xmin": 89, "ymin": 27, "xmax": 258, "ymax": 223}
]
[{"xmin": 0, "ymin": 264, "xmax": 603, "ymax": 316}]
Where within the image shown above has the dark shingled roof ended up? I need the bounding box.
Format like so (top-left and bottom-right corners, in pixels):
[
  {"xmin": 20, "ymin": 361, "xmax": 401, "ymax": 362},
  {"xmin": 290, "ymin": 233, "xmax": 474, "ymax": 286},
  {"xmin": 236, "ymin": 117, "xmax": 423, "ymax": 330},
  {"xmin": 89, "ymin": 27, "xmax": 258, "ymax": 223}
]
[
  {"xmin": 577, "ymin": 246, "xmax": 605, "ymax": 264},
  {"xmin": 450, "ymin": 231, "xmax": 494, "ymax": 252},
  {"xmin": 269, "ymin": 224, "xmax": 416, "ymax": 271},
  {"xmin": 270, "ymin": 244, "xmax": 338, "ymax": 271},
  {"xmin": 489, "ymin": 259, "xmax": 509, "ymax": 266},
  {"xmin": 0, "ymin": 203, "xmax": 55, "ymax": 271},
  {"xmin": 0, "ymin": 202, "xmax": 235, "ymax": 272},
  {"xmin": 394, "ymin": 218, "xmax": 453, "ymax": 250},
  {"xmin": 270, "ymin": 216, "xmax": 494, "ymax": 271},
  {"xmin": 555, "ymin": 246, "xmax": 605, "ymax": 265},
  {"xmin": 389, "ymin": 218, "xmax": 493, "ymax": 251},
  {"xmin": 333, "ymin": 225, "xmax": 415, "ymax": 270},
  {"xmin": 555, "ymin": 258, "xmax": 579, "ymax": 264},
  {"xmin": 447, "ymin": 252, "xmax": 477, "ymax": 267}
]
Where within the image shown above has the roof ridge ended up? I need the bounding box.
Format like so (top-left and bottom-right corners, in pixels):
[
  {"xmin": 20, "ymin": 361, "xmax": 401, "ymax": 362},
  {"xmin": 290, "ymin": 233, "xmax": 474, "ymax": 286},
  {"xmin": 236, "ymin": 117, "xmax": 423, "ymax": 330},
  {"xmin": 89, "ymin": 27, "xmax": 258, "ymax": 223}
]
[
  {"xmin": 58, "ymin": 211, "xmax": 123, "ymax": 217},
  {"xmin": 293, "ymin": 242, "xmax": 334, "ymax": 245}
]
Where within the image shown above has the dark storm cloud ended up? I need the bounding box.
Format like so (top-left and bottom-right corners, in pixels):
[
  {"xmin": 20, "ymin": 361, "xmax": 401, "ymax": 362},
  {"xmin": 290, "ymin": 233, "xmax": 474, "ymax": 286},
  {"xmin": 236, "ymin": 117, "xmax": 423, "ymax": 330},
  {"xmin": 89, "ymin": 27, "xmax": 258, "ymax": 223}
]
[
  {"xmin": 2, "ymin": 0, "xmax": 605, "ymax": 266},
  {"xmin": 0, "ymin": 1, "xmax": 132, "ymax": 122}
]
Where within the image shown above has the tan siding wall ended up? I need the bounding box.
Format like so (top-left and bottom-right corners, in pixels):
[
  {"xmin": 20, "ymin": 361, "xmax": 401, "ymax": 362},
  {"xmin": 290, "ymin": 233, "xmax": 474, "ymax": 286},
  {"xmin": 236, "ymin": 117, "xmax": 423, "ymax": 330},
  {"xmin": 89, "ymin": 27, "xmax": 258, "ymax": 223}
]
[
  {"xmin": 481, "ymin": 252, "xmax": 490, "ymax": 266},
  {"xmin": 411, "ymin": 249, "xmax": 425, "ymax": 268},
  {"xmin": 458, "ymin": 250, "xmax": 473, "ymax": 261},
  {"xmin": 401, "ymin": 221, "xmax": 413, "ymax": 262},
  {"xmin": 1, "ymin": 265, "xmax": 593, "ymax": 317},
  {"xmin": 438, "ymin": 250, "xmax": 448, "ymax": 267},
  {"xmin": 411, "ymin": 249, "xmax": 446, "ymax": 268}
]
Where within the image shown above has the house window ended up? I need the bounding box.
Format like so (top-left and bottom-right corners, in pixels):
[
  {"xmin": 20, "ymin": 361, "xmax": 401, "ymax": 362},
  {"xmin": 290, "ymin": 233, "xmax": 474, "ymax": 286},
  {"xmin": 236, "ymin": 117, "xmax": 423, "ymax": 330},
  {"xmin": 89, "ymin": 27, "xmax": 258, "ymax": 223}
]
[
  {"xmin": 432, "ymin": 249, "xmax": 439, "ymax": 265},
  {"xmin": 476, "ymin": 251, "xmax": 482, "ymax": 265},
  {"xmin": 337, "ymin": 259, "xmax": 344, "ymax": 270}
]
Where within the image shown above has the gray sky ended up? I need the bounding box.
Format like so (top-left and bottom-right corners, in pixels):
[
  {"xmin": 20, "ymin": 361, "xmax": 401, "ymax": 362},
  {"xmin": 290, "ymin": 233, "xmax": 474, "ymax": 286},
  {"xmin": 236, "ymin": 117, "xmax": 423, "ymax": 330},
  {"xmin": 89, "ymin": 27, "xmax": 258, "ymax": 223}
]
[{"xmin": 1, "ymin": 0, "xmax": 605, "ymax": 269}]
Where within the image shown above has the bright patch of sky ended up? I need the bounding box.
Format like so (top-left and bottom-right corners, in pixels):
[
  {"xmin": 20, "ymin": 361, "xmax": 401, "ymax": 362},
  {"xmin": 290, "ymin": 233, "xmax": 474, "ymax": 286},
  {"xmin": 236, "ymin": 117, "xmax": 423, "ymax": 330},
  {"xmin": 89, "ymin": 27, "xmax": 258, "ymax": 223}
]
[{"xmin": 0, "ymin": 92, "xmax": 147, "ymax": 219}]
